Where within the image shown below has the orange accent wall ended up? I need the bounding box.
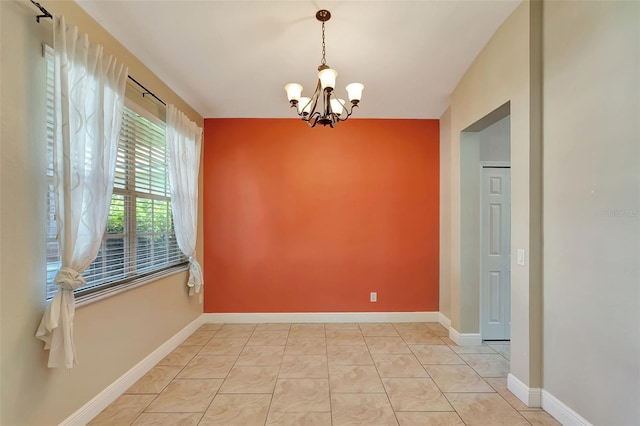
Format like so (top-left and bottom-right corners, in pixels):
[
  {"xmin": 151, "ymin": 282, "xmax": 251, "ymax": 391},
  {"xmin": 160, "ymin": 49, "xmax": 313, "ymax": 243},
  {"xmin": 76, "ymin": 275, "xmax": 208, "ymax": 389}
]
[{"xmin": 203, "ymin": 119, "xmax": 439, "ymax": 313}]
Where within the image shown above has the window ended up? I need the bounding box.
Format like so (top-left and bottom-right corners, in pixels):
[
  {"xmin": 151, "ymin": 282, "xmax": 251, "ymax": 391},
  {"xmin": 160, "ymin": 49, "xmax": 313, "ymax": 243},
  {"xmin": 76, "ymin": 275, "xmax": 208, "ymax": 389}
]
[{"xmin": 45, "ymin": 48, "xmax": 187, "ymax": 300}]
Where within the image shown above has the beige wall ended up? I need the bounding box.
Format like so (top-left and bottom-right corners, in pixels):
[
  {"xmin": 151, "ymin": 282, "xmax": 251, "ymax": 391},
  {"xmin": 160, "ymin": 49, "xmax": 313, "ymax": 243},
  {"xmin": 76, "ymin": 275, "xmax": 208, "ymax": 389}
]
[
  {"xmin": 439, "ymin": 108, "xmax": 451, "ymax": 320},
  {"xmin": 442, "ymin": 0, "xmax": 543, "ymax": 388},
  {"xmin": 0, "ymin": 1, "xmax": 203, "ymax": 424},
  {"xmin": 542, "ymin": 1, "xmax": 639, "ymax": 424}
]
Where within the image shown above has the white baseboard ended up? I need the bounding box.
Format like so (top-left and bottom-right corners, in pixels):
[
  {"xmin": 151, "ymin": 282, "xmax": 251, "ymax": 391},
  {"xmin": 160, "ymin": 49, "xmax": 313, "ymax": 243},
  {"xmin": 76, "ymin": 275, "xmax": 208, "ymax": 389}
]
[
  {"xmin": 542, "ymin": 389, "xmax": 593, "ymax": 426},
  {"xmin": 60, "ymin": 315, "xmax": 204, "ymax": 426},
  {"xmin": 438, "ymin": 312, "xmax": 451, "ymax": 329},
  {"xmin": 507, "ymin": 373, "xmax": 541, "ymax": 408},
  {"xmin": 202, "ymin": 311, "xmax": 439, "ymax": 324},
  {"xmin": 448, "ymin": 327, "xmax": 482, "ymax": 346}
]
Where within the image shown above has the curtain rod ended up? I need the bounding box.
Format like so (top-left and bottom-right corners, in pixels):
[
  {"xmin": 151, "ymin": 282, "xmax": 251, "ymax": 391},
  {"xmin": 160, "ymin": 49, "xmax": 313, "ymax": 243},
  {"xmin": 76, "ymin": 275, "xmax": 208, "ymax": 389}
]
[
  {"xmin": 30, "ymin": 0, "xmax": 52, "ymax": 23},
  {"xmin": 127, "ymin": 76, "xmax": 167, "ymax": 106},
  {"xmin": 30, "ymin": 0, "xmax": 167, "ymax": 107}
]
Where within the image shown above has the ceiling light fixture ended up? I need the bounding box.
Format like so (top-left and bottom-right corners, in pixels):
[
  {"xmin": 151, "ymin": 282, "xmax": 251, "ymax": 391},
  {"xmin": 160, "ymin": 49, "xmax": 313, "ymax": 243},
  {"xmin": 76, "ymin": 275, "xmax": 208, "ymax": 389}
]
[{"xmin": 285, "ymin": 10, "xmax": 364, "ymax": 128}]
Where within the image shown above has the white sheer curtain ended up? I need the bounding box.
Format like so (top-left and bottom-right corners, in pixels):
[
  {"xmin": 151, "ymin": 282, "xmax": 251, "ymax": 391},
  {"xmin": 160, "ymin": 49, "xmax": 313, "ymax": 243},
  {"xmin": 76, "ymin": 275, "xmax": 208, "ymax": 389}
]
[
  {"xmin": 166, "ymin": 104, "xmax": 204, "ymax": 296},
  {"xmin": 35, "ymin": 15, "xmax": 128, "ymax": 369}
]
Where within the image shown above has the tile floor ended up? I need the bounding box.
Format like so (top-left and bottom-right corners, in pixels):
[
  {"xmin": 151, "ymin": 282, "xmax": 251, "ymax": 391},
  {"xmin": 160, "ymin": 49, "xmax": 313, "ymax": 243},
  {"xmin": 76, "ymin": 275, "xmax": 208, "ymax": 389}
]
[{"xmin": 89, "ymin": 323, "xmax": 560, "ymax": 425}]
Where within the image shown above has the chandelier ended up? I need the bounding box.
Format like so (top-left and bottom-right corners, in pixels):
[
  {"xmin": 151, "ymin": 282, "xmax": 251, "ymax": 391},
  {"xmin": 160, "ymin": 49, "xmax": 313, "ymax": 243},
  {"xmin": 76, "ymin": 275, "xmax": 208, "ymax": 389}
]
[{"xmin": 285, "ymin": 10, "xmax": 364, "ymax": 128}]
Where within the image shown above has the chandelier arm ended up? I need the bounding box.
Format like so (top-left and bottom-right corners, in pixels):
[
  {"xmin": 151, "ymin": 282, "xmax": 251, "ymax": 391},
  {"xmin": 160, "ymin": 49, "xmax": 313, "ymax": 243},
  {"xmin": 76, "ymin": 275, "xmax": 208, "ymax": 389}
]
[
  {"xmin": 307, "ymin": 99, "xmax": 319, "ymax": 119},
  {"xmin": 310, "ymin": 113, "xmax": 322, "ymax": 128},
  {"xmin": 291, "ymin": 103, "xmax": 308, "ymax": 120},
  {"xmin": 326, "ymin": 90, "xmax": 352, "ymax": 122},
  {"xmin": 334, "ymin": 91, "xmax": 348, "ymax": 121},
  {"xmin": 337, "ymin": 104, "xmax": 359, "ymax": 122},
  {"xmin": 325, "ymin": 90, "xmax": 339, "ymax": 122},
  {"xmin": 306, "ymin": 80, "xmax": 323, "ymax": 118},
  {"xmin": 301, "ymin": 98, "xmax": 314, "ymax": 118}
]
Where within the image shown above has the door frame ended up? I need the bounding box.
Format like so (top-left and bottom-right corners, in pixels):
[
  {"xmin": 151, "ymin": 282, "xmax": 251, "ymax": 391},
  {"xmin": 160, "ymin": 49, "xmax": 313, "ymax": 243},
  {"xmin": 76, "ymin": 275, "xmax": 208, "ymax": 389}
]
[{"xmin": 479, "ymin": 160, "xmax": 511, "ymax": 341}]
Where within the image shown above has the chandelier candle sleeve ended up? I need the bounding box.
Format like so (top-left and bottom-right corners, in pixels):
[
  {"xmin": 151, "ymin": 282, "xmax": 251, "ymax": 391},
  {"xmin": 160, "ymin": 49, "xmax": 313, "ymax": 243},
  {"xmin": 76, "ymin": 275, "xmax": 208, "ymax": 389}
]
[
  {"xmin": 330, "ymin": 98, "xmax": 345, "ymax": 114},
  {"xmin": 284, "ymin": 9, "xmax": 364, "ymax": 128},
  {"xmin": 285, "ymin": 83, "xmax": 303, "ymax": 103},
  {"xmin": 346, "ymin": 83, "xmax": 364, "ymax": 104},
  {"xmin": 318, "ymin": 68, "xmax": 337, "ymax": 91}
]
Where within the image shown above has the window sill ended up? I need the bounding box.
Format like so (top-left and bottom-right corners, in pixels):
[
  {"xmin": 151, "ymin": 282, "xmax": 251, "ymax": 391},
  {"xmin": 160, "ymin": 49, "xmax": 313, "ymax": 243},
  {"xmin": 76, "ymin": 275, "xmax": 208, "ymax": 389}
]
[{"xmin": 75, "ymin": 264, "xmax": 189, "ymax": 308}]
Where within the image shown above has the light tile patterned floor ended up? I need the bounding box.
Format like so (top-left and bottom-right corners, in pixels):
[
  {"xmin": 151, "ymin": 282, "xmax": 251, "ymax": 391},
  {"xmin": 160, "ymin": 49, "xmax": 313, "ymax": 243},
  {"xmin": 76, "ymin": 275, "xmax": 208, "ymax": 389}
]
[{"xmin": 89, "ymin": 323, "xmax": 560, "ymax": 426}]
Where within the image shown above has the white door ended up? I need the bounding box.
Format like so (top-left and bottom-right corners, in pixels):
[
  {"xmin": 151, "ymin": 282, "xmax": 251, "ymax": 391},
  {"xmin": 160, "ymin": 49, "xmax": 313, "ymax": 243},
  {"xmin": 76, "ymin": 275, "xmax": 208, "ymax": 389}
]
[{"xmin": 480, "ymin": 167, "xmax": 511, "ymax": 340}]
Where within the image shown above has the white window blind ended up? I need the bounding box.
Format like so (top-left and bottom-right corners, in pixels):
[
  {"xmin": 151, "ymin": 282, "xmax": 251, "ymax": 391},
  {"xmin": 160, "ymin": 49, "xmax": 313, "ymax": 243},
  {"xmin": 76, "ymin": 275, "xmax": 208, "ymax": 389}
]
[
  {"xmin": 45, "ymin": 46, "xmax": 58, "ymax": 298},
  {"xmin": 45, "ymin": 47, "xmax": 187, "ymax": 300}
]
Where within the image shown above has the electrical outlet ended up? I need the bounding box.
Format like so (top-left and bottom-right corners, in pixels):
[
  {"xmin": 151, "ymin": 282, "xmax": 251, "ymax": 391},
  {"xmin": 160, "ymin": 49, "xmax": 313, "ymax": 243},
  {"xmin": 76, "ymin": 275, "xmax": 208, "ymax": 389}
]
[{"xmin": 370, "ymin": 292, "xmax": 377, "ymax": 302}]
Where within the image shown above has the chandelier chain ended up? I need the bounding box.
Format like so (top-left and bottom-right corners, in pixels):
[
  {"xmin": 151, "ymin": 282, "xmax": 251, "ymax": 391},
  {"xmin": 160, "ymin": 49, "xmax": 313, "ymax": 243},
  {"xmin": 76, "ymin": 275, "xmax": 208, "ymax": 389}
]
[{"xmin": 321, "ymin": 22, "xmax": 326, "ymax": 65}]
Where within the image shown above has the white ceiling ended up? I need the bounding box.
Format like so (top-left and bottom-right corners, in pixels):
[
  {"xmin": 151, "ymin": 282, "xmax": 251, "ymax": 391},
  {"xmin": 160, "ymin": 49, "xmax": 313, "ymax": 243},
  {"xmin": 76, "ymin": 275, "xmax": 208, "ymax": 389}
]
[{"xmin": 76, "ymin": 0, "xmax": 521, "ymax": 119}]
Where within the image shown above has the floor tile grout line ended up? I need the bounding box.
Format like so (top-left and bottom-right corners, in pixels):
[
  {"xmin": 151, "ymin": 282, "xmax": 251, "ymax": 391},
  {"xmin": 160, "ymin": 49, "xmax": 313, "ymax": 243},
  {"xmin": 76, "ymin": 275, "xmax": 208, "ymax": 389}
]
[
  {"xmin": 265, "ymin": 326, "xmax": 285, "ymax": 425},
  {"xmin": 260, "ymin": 387, "xmax": 275, "ymax": 426},
  {"xmin": 197, "ymin": 323, "xmax": 248, "ymax": 422},
  {"xmin": 367, "ymin": 336, "xmax": 402, "ymax": 426},
  {"xmin": 127, "ymin": 326, "xmax": 219, "ymax": 424},
  {"xmin": 125, "ymin": 341, "xmax": 199, "ymax": 423},
  {"xmin": 482, "ymin": 380, "xmax": 535, "ymax": 424},
  {"xmin": 326, "ymin": 331, "xmax": 334, "ymax": 426},
  {"xmin": 426, "ymin": 360, "xmax": 464, "ymax": 418}
]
